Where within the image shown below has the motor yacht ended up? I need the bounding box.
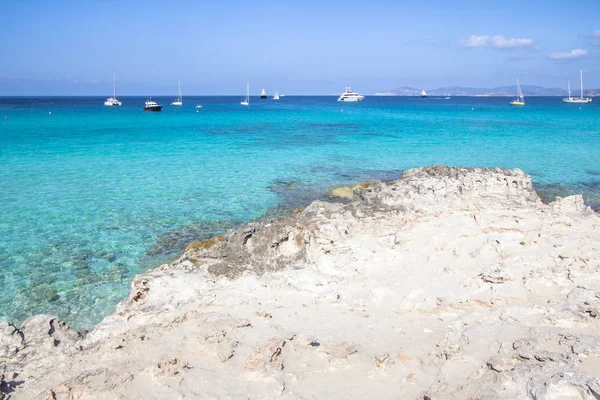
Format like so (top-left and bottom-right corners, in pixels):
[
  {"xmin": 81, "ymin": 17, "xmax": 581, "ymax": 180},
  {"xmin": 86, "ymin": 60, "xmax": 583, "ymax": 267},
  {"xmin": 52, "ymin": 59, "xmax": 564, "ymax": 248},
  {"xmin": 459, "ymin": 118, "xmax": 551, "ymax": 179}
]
[
  {"xmin": 337, "ymin": 87, "xmax": 364, "ymax": 102},
  {"xmin": 143, "ymin": 98, "xmax": 163, "ymax": 112}
]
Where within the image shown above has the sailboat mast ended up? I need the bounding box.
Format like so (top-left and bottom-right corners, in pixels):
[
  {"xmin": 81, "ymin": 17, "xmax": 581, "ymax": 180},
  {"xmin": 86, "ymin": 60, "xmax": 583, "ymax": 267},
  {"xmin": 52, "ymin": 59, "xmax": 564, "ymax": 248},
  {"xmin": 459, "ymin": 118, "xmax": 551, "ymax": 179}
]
[
  {"xmin": 113, "ymin": 74, "xmax": 116, "ymax": 98},
  {"xmin": 580, "ymin": 69, "xmax": 584, "ymax": 99},
  {"xmin": 178, "ymin": 80, "xmax": 182, "ymax": 100},
  {"xmin": 568, "ymin": 81, "xmax": 571, "ymax": 98}
]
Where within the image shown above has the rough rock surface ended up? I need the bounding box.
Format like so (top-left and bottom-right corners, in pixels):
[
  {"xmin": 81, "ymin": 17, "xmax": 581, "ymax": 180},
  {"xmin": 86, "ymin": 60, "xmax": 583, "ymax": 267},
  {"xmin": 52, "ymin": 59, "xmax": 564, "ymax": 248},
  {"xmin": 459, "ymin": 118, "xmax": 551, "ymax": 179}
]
[{"xmin": 2, "ymin": 166, "xmax": 600, "ymax": 399}]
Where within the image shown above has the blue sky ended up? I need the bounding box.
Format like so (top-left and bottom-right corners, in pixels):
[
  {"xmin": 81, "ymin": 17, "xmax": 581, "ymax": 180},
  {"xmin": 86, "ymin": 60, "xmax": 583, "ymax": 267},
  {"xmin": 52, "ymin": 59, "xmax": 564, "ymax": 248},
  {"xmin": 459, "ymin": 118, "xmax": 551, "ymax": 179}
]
[{"xmin": 0, "ymin": 0, "xmax": 599, "ymax": 94}]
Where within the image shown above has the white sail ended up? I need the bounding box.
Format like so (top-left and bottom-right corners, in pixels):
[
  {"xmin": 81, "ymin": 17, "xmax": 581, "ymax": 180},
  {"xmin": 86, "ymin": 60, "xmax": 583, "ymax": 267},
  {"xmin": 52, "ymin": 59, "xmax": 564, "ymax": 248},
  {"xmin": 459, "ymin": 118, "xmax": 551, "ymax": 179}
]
[
  {"xmin": 517, "ymin": 79, "xmax": 524, "ymax": 102},
  {"xmin": 241, "ymin": 82, "xmax": 250, "ymax": 106},
  {"xmin": 580, "ymin": 69, "xmax": 584, "ymax": 99},
  {"xmin": 421, "ymin": 89, "xmax": 427, "ymax": 97},
  {"xmin": 273, "ymin": 90, "xmax": 279, "ymax": 100},
  {"xmin": 171, "ymin": 80, "xmax": 183, "ymax": 106}
]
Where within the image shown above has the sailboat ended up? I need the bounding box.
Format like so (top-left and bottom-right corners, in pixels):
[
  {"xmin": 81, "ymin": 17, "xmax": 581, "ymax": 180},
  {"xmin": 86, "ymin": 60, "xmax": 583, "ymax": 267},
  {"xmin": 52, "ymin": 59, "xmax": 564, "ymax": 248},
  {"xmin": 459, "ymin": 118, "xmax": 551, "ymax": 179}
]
[
  {"xmin": 273, "ymin": 90, "xmax": 280, "ymax": 100},
  {"xmin": 421, "ymin": 89, "xmax": 427, "ymax": 98},
  {"xmin": 241, "ymin": 82, "xmax": 250, "ymax": 106},
  {"xmin": 510, "ymin": 79, "xmax": 525, "ymax": 106},
  {"xmin": 563, "ymin": 70, "xmax": 592, "ymax": 103},
  {"xmin": 171, "ymin": 81, "xmax": 183, "ymax": 106},
  {"xmin": 104, "ymin": 74, "xmax": 122, "ymax": 106}
]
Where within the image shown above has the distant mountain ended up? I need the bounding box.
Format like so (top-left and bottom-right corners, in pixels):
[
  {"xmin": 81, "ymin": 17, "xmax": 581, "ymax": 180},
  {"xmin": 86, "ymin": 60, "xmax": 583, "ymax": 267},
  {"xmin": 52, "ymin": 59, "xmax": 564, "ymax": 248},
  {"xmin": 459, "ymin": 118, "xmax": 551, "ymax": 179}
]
[{"xmin": 375, "ymin": 85, "xmax": 600, "ymax": 97}]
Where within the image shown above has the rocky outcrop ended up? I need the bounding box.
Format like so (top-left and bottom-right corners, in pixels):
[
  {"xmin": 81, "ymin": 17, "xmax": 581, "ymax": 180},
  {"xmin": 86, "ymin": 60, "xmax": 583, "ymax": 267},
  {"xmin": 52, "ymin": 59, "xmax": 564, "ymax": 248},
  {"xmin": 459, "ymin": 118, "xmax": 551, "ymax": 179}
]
[{"xmin": 1, "ymin": 166, "xmax": 600, "ymax": 399}]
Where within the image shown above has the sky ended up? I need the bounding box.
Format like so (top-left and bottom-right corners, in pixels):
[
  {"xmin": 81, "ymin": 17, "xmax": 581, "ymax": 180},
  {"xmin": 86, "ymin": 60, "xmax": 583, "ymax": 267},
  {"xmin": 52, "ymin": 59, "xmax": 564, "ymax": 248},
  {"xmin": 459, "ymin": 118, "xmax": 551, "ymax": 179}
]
[{"xmin": 0, "ymin": 0, "xmax": 599, "ymax": 95}]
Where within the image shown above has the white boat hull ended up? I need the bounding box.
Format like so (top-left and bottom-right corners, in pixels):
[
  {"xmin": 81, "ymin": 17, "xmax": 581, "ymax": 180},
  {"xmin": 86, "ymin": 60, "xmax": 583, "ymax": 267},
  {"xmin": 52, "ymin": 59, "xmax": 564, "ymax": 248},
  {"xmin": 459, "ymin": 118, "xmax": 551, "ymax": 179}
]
[
  {"xmin": 337, "ymin": 95, "xmax": 364, "ymax": 102},
  {"xmin": 171, "ymin": 101, "xmax": 183, "ymax": 106},
  {"xmin": 104, "ymin": 98, "xmax": 121, "ymax": 106},
  {"xmin": 563, "ymin": 97, "xmax": 592, "ymax": 103}
]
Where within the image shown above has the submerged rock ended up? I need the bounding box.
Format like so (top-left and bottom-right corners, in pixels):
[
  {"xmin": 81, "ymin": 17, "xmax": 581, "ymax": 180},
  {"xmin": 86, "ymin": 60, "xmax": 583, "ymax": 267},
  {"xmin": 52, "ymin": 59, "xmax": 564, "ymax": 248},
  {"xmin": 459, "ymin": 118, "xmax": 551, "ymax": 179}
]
[{"xmin": 3, "ymin": 166, "xmax": 600, "ymax": 399}]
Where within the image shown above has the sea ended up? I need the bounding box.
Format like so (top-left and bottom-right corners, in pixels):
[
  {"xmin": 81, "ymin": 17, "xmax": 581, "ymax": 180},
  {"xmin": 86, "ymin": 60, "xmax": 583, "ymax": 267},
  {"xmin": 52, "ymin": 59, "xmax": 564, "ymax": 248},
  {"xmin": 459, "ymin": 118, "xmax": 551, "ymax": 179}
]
[{"xmin": 1, "ymin": 95, "xmax": 599, "ymax": 330}]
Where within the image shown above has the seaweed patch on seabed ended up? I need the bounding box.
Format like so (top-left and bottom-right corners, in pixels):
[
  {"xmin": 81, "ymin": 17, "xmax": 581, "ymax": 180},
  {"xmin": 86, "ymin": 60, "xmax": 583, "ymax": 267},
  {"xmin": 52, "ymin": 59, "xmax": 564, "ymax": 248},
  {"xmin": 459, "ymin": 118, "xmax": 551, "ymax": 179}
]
[
  {"xmin": 145, "ymin": 220, "xmax": 242, "ymax": 259},
  {"xmin": 265, "ymin": 179, "xmax": 344, "ymax": 218},
  {"xmin": 310, "ymin": 166, "xmax": 405, "ymax": 183},
  {"xmin": 534, "ymin": 181, "xmax": 600, "ymax": 211}
]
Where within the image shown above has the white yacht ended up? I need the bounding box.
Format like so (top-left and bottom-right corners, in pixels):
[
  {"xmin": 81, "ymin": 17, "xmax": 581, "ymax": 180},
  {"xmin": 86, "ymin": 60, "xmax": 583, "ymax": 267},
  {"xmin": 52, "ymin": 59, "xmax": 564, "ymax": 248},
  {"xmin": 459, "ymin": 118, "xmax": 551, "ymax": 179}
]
[
  {"xmin": 104, "ymin": 74, "xmax": 122, "ymax": 106},
  {"xmin": 143, "ymin": 98, "xmax": 163, "ymax": 112},
  {"xmin": 337, "ymin": 87, "xmax": 365, "ymax": 102},
  {"xmin": 260, "ymin": 89, "xmax": 267, "ymax": 99},
  {"xmin": 563, "ymin": 70, "xmax": 592, "ymax": 103},
  {"xmin": 421, "ymin": 89, "xmax": 428, "ymax": 98},
  {"xmin": 241, "ymin": 82, "xmax": 250, "ymax": 106},
  {"xmin": 273, "ymin": 90, "xmax": 280, "ymax": 100},
  {"xmin": 171, "ymin": 81, "xmax": 183, "ymax": 106}
]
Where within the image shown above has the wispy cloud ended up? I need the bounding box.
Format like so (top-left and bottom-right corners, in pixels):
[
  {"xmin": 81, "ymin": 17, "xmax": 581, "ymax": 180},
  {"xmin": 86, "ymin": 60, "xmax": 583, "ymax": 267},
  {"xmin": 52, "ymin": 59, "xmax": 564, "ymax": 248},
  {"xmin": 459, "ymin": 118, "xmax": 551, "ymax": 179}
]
[
  {"xmin": 460, "ymin": 35, "xmax": 536, "ymax": 49},
  {"xmin": 593, "ymin": 29, "xmax": 600, "ymax": 37},
  {"xmin": 548, "ymin": 48, "xmax": 588, "ymax": 60}
]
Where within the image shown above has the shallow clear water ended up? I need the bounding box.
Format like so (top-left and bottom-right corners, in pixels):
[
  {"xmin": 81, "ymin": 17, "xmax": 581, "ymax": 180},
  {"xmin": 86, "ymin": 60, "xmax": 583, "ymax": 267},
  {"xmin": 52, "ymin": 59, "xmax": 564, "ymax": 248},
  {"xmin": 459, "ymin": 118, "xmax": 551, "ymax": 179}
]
[{"xmin": 1, "ymin": 95, "xmax": 599, "ymax": 329}]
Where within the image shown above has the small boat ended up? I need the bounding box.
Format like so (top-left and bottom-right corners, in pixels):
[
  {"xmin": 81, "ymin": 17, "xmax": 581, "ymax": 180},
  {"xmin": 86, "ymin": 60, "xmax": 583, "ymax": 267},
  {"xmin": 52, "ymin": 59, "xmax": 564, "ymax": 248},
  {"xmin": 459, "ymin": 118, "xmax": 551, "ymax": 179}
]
[
  {"xmin": 195, "ymin": 105, "xmax": 203, "ymax": 109},
  {"xmin": 143, "ymin": 98, "xmax": 163, "ymax": 112},
  {"xmin": 421, "ymin": 89, "xmax": 428, "ymax": 98},
  {"xmin": 273, "ymin": 90, "xmax": 280, "ymax": 100},
  {"xmin": 171, "ymin": 81, "xmax": 183, "ymax": 106},
  {"xmin": 510, "ymin": 79, "xmax": 525, "ymax": 106},
  {"xmin": 444, "ymin": 96, "xmax": 451, "ymax": 100},
  {"xmin": 104, "ymin": 74, "xmax": 122, "ymax": 106},
  {"xmin": 563, "ymin": 70, "xmax": 592, "ymax": 103},
  {"xmin": 241, "ymin": 82, "xmax": 250, "ymax": 106},
  {"xmin": 260, "ymin": 89, "xmax": 267, "ymax": 99},
  {"xmin": 337, "ymin": 87, "xmax": 365, "ymax": 102}
]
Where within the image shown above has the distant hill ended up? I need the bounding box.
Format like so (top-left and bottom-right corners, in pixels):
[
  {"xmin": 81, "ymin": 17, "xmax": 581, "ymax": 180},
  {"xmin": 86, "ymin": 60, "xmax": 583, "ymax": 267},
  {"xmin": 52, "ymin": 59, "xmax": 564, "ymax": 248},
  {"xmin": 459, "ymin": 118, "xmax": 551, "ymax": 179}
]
[{"xmin": 375, "ymin": 85, "xmax": 600, "ymax": 97}]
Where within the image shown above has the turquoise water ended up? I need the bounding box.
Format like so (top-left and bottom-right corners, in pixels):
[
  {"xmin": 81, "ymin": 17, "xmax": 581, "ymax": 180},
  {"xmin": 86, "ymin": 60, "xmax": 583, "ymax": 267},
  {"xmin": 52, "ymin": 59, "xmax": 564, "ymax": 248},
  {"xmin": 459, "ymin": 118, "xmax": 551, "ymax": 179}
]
[{"xmin": 1, "ymin": 96, "xmax": 599, "ymax": 329}]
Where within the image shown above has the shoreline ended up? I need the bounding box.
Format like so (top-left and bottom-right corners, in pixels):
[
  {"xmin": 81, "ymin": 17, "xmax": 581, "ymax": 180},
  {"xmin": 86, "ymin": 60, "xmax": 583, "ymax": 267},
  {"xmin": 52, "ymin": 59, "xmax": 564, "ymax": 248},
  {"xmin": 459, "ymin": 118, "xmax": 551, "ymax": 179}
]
[{"xmin": 2, "ymin": 165, "xmax": 600, "ymax": 399}]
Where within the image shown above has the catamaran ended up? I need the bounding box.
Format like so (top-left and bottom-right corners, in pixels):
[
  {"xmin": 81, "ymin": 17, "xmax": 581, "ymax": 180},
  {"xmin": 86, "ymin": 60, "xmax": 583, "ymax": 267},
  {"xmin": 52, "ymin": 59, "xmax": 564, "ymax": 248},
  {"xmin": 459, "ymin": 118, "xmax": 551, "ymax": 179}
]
[
  {"xmin": 241, "ymin": 83, "xmax": 250, "ymax": 106},
  {"xmin": 104, "ymin": 74, "xmax": 122, "ymax": 106},
  {"xmin": 421, "ymin": 89, "xmax": 428, "ymax": 98},
  {"xmin": 563, "ymin": 70, "xmax": 592, "ymax": 103},
  {"xmin": 510, "ymin": 79, "xmax": 525, "ymax": 106},
  {"xmin": 273, "ymin": 90, "xmax": 280, "ymax": 100},
  {"xmin": 171, "ymin": 81, "xmax": 183, "ymax": 106}
]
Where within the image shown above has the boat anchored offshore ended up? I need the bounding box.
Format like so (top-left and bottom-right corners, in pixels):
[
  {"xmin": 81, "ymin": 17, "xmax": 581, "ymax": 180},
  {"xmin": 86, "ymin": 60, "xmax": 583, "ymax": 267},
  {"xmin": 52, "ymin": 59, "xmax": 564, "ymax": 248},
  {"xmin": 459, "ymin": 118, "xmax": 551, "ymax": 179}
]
[
  {"xmin": 510, "ymin": 79, "xmax": 525, "ymax": 106},
  {"xmin": 421, "ymin": 89, "xmax": 428, "ymax": 98},
  {"xmin": 171, "ymin": 81, "xmax": 183, "ymax": 106},
  {"xmin": 260, "ymin": 89, "xmax": 267, "ymax": 99},
  {"xmin": 241, "ymin": 82, "xmax": 250, "ymax": 106},
  {"xmin": 337, "ymin": 87, "xmax": 365, "ymax": 102},
  {"xmin": 273, "ymin": 90, "xmax": 280, "ymax": 100},
  {"xmin": 104, "ymin": 74, "xmax": 122, "ymax": 106},
  {"xmin": 143, "ymin": 98, "xmax": 163, "ymax": 112},
  {"xmin": 563, "ymin": 70, "xmax": 592, "ymax": 103}
]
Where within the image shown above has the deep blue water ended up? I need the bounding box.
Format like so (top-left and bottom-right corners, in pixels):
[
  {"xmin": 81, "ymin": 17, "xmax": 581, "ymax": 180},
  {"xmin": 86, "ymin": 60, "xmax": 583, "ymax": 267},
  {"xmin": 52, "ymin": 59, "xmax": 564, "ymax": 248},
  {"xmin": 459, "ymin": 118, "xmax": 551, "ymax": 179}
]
[{"xmin": 1, "ymin": 95, "xmax": 599, "ymax": 329}]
